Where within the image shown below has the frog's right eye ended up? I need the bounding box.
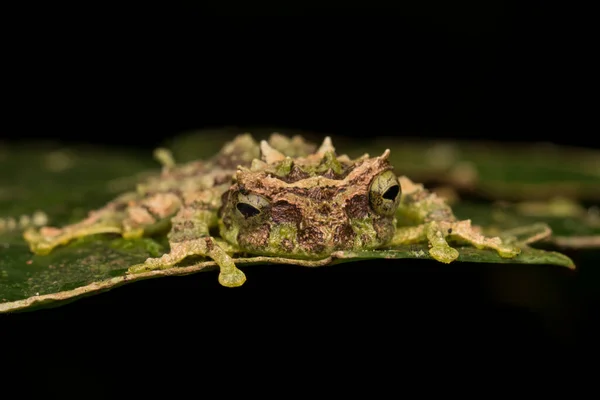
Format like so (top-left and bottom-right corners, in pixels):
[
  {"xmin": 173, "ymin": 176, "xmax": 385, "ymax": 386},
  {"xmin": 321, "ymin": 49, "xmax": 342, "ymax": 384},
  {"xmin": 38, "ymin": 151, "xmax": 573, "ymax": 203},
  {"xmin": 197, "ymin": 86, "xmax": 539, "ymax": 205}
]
[
  {"xmin": 236, "ymin": 192, "xmax": 270, "ymax": 219},
  {"xmin": 369, "ymin": 170, "xmax": 401, "ymax": 216}
]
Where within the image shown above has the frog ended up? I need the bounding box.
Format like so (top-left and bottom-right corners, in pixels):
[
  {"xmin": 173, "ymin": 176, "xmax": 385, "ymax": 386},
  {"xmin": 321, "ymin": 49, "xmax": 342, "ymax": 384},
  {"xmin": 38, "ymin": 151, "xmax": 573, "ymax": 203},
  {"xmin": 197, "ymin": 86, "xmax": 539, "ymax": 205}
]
[{"xmin": 23, "ymin": 133, "xmax": 520, "ymax": 288}]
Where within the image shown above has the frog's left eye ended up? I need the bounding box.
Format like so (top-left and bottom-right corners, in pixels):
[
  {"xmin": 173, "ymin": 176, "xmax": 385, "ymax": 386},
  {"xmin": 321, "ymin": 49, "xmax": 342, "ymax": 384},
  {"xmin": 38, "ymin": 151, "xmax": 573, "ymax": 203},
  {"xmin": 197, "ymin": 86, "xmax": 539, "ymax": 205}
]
[
  {"xmin": 236, "ymin": 192, "xmax": 270, "ymax": 219},
  {"xmin": 369, "ymin": 170, "xmax": 401, "ymax": 216}
]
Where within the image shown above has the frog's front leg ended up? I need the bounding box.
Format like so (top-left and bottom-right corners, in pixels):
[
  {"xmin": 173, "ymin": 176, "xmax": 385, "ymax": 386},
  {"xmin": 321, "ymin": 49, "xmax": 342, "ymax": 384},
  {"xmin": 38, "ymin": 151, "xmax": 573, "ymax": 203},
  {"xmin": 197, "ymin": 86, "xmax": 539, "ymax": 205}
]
[
  {"xmin": 391, "ymin": 219, "xmax": 520, "ymax": 263},
  {"xmin": 390, "ymin": 222, "xmax": 460, "ymax": 263},
  {"xmin": 127, "ymin": 206, "xmax": 246, "ymax": 288},
  {"xmin": 392, "ymin": 176, "xmax": 520, "ymax": 263}
]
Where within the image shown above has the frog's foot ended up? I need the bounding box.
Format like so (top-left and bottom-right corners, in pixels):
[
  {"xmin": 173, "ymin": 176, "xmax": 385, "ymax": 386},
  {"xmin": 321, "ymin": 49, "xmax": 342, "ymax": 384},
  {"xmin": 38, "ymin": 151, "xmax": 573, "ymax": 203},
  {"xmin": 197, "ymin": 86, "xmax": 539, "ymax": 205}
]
[
  {"xmin": 23, "ymin": 223, "xmax": 122, "ymax": 255},
  {"xmin": 23, "ymin": 227, "xmax": 61, "ymax": 255},
  {"xmin": 218, "ymin": 268, "xmax": 247, "ymax": 288},
  {"xmin": 446, "ymin": 219, "xmax": 521, "ymax": 259},
  {"xmin": 424, "ymin": 222, "xmax": 461, "ymax": 263},
  {"xmin": 390, "ymin": 224, "xmax": 460, "ymax": 263},
  {"xmin": 127, "ymin": 237, "xmax": 246, "ymax": 288},
  {"xmin": 429, "ymin": 245, "xmax": 460, "ymax": 264}
]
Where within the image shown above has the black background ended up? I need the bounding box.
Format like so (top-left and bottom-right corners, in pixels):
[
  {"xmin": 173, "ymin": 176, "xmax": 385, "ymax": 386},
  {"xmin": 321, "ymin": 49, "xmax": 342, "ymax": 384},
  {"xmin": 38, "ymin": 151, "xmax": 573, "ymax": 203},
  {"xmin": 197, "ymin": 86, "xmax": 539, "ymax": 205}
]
[
  {"xmin": 2, "ymin": 2, "xmax": 588, "ymax": 149},
  {"xmin": 1, "ymin": 2, "xmax": 589, "ymax": 388}
]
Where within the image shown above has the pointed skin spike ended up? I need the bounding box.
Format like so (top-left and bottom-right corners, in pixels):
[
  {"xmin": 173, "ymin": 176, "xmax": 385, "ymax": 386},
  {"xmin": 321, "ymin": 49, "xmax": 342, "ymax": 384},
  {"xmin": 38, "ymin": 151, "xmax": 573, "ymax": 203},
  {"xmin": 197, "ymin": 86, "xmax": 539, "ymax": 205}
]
[
  {"xmin": 260, "ymin": 140, "xmax": 286, "ymax": 164},
  {"xmin": 153, "ymin": 148, "xmax": 176, "ymax": 169},
  {"xmin": 251, "ymin": 159, "xmax": 267, "ymax": 171},
  {"xmin": 316, "ymin": 136, "xmax": 336, "ymax": 155}
]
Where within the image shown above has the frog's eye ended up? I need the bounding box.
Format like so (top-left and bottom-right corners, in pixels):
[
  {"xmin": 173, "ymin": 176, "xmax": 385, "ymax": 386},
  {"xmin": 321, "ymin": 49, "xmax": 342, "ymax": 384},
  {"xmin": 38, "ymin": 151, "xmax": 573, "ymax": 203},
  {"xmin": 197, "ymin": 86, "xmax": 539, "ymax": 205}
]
[
  {"xmin": 369, "ymin": 170, "xmax": 401, "ymax": 216},
  {"xmin": 236, "ymin": 192, "xmax": 270, "ymax": 219}
]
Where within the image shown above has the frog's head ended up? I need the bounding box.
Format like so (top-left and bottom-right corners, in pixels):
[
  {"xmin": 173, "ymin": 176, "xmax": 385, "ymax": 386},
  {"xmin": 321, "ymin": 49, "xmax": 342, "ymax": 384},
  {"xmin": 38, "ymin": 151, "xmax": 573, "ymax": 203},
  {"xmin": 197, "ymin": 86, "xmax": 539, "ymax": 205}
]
[{"xmin": 218, "ymin": 137, "xmax": 401, "ymax": 258}]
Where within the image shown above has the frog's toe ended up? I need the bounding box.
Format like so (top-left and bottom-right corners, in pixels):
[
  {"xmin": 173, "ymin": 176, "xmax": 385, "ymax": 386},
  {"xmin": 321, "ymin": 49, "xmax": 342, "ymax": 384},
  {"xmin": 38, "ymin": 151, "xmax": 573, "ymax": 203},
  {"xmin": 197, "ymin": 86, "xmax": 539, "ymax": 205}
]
[
  {"xmin": 127, "ymin": 261, "xmax": 164, "ymax": 274},
  {"xmin": 127, "ymin": 263, "xmax": 148, "ymax": 274},
  {"xmin": 122, "ymin": 228, "xmax": 144, "ymax": 240},
  {"xmin": 429, "ymin": 245, "xmax": 460, "ymax": 263},
  {"xmin": 497, "ymin": 244, "xmax": 521, "ymax": 258},
  {"xmin": 29, "ymin": 242, "xmax": 55, "ymax": 256},
  {"xmin": 23, "ymin": 229, "xmax": 54, "ymax": 255},
  {"xmin": 218, "ymin": 268, "xmax": 246, "ymax": 288}
]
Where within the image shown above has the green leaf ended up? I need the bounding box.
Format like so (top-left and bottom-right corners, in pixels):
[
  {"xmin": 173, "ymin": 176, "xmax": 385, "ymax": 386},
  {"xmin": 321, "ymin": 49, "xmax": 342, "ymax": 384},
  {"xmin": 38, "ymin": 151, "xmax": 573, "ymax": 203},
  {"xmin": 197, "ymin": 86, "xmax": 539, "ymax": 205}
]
[
  {"xmin": 0, "ymin": 136, "xmax": 580, "ymax": 313},
  {"xmin": 0, "ymin": 233, "xmax": 574, "ymax": 313},
  {"xmin": 0, "ymin": 142, "xmax": 155, "ymax": 226}
]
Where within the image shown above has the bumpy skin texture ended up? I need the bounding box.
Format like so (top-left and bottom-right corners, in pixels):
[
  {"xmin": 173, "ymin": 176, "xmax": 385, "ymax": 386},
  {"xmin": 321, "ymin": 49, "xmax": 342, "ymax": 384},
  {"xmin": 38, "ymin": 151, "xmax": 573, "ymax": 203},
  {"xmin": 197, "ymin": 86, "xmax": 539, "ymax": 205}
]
[
  {"xmin": 23, "ymin": 133, "xmax": 520, "ymax": 287},
  {"xmin": 219, "ymin": 139, "xmax": 400, "ymax": 258}
]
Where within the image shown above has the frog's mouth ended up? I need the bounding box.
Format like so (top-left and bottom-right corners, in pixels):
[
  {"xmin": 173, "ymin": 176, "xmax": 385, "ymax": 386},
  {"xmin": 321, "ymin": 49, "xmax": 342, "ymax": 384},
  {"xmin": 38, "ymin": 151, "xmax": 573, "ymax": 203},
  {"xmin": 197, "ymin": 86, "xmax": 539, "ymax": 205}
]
[{"xmin": 233, "ymin": 218, "xmax": 393, "ymax": 260}]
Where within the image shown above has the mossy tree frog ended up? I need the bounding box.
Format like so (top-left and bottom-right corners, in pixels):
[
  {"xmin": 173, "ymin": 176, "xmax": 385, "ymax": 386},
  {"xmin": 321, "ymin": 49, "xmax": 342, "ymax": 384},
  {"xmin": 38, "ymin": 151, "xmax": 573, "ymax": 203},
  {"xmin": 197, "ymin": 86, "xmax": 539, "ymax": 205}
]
[{"xmin": 24, "ymin": 134, "xmax": 520, "ymax": 287}]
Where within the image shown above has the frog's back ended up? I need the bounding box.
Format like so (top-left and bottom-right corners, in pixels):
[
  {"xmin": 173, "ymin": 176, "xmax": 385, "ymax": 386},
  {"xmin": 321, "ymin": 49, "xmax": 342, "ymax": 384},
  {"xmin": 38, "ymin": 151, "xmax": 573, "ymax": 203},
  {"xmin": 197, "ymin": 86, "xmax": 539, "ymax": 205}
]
[
  {"xmin": 135, "ymin": 134, "xmax": 263, "ymax": 196},
  {"xmin": 22, "ymin": 133, "xmax": 318, "ymax": 258},
  {"xmin": 136, "ymin": 132, "xmax": 318, "ymax": 197}
]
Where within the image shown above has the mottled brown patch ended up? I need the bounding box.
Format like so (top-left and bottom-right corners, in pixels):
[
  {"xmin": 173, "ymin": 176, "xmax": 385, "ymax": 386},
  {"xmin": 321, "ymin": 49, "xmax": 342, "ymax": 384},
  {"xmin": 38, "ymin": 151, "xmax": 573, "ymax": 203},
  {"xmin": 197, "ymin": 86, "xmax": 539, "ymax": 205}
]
[
  {"xmin": 238, "ymin": 223, "xmax": 270, "ymax": 249},
  {"xmin": 402, "ymin": 189, "xmax": 429, "ymax": 204},
  {"xmin": 345, "ymin": 194, "xmax": 369, "ymax": 219},
  {"xmin": 190, "ymin": 200, "xmax": 212, "ymax": 210},
  {"xmin": 238, "ymin": 185, "xmax": 249, "ymax": 195},
  {"xmin": 321, "ymin": 168, "xmax": 338, "ymax": 179},
  {"xmin": 286, "ymin": 165, "xmax": 310, "ymax": 182},
  {"xmin": 285, "ymin": 187, "xmax": 308, "ymax": 198},
  {"xmin": 346, "ymin": 162, "xmax": 387, "ymax": 188},
  {"xmin": 281, "ymin": 239, "xmax": 294, "ymax": 252},
  {"xmin": 113, "ymin": 202, "xmax": 129, "ymax": 212},
  {"xmin": 318, "ymin": 203, "xmax": 331, "ymax": 215},
  {"xmin": 159, "ymin": 161, "xmax": 207, "ymax": 181},
  {"xmin": 204, "ymin": 237, "xmax": 214, "ymax": 250},
  {"xmin": 140, "ymin": 204, "xmax": 159, "ymax": 219},
  {"xmin": 309, "ymin": 186, "xmax": 338, "ymax": 202},
  {"xmin": 271, "ymin": 200, "xmax": 302, "ymax": 225},
  {"xmin": 318, "ymin": 187, "xmax": 338, "ymax": 202},
  {"xmin": 127, "ymin": 206, "xmax": 156, "ymax": 225},
  {"xmin": 298, "ymin": 226, "xmax": 325, "ymax": 253},
  {"xmin": 373, "ymin": 218, "xmax": 394, "ymax": 242},
  {"xmin": 213, "ymin": 173, "xmax": 233, "ymax": 186},
  {"xmin": 334, "ymin": 223, "xmax": 355, "ymax": 249},
  {"xmin": 169, "ymin": 215, "xmax": 205, "ymax": 242},
  {"xmin": 282, "ymin": 186, "xmax": 340, "ymax": 202},
  {"xmin": 217, "ymin": 151, "xmax": 247, "ymax": 170},
  {"xmin": 361, "ymin": 234, "xmax": 370, "ymax": 244},
  {"xmin": 167, "ymin": 188, "xmax": 184, "ymax": 198},
  {"xmin": 222, "ymin": 215, "xmax": 232, "ymax": 229},
  {"xmin": 424, "ymin": 207, "xmax": 455, "ymax": 222},
  {"xmin": 218, "ymin": 191, "xmax": 231, "ymax": 218},
  {"xmin": 343, "ymin": 162, "xmax": 357, "ymax": 175}
]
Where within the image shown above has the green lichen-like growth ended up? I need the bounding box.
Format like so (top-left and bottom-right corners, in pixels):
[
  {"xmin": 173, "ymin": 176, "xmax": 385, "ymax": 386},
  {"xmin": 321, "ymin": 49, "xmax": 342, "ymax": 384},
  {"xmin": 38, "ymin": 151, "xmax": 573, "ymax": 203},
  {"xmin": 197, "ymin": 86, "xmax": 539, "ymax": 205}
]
[
  {"xmin": 318, "ymin": 151, "xmax": 344, "ymax": 175},
  {"xmin": 275, "ymin": 157, "xmax": 294, "ymax": 177}
]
